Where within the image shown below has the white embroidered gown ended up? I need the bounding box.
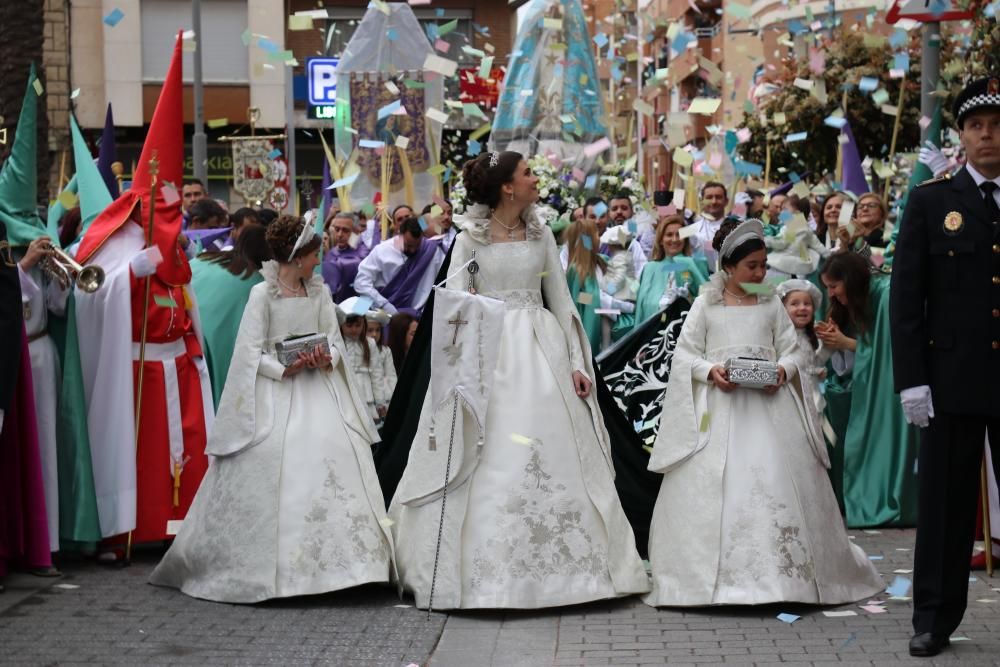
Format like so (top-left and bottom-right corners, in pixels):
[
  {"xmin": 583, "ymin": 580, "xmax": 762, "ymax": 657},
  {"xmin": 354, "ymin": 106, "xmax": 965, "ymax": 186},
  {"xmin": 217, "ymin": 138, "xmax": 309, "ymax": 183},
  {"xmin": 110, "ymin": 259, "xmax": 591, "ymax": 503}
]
[
  {"xmin": 343, "ymin": 336, "xmax": 387, "ymax": 422},
  {"xmin": 149, "ymin": 263, "xmax": 392, "ymax": 603},
  {"xmin": 644, "ymin": 273, "xmax": 883, "ymax": 606},
  {"xmin": 389, "ymin": 206, "xmax": 649, "ymax": 610}
]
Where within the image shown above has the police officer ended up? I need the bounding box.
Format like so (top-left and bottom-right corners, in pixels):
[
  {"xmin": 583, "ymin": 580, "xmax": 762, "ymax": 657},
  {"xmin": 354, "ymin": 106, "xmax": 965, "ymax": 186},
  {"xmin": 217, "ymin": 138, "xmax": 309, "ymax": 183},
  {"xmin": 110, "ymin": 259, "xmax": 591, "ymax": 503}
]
[{"xmin": 890, "ymin": 75, "xmax": 1000, "ymax": 657}]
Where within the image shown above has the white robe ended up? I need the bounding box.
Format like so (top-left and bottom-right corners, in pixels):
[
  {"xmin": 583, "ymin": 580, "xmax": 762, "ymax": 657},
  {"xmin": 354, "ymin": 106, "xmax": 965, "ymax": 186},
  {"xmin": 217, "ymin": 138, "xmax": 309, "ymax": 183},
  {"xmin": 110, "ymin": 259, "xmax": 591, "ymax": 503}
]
[
  {"xmin": 644, "ymin": 273, "xmax": 883, "ymax": 606},
  {"xmin": 389, "ymin": 208, "xmax": 648, "ymax": 610},
  {"xmin": 149, "ymin": 264, "xmax": 392, "ymax": 603},
  {"xmin": 17, "ymin": 262, "xmax": 68, "ymax": 550}
]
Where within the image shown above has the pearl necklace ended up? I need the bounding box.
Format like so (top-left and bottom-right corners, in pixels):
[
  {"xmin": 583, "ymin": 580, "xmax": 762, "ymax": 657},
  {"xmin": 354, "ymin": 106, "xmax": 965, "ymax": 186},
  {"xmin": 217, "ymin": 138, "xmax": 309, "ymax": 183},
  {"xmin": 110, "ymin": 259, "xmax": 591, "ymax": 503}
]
[
  {"xmin": 491, "ymin": 213, "xmax": 522, "ymax": 241},
  {"xmin": 277, "ymin": 275, "xmax": 303, "ymax": 295},
  {"xmin": 723, "ymin": 286, "xmax": 749, "ymax": 305}
]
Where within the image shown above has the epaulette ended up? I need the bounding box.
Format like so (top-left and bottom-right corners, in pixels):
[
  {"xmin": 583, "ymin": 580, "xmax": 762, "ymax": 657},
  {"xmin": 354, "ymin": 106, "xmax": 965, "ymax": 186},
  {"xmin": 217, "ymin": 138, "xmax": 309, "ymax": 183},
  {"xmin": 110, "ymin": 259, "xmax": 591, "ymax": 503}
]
[{"xmin": 916, "ymin": 172, "xmax": 952, "ymax": 188}]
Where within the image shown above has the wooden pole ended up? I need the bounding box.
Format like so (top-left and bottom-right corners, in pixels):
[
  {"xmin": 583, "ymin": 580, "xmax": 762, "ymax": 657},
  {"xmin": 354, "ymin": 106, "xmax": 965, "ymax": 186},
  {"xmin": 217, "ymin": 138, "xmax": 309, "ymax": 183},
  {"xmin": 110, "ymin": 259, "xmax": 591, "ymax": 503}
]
[
  {"xmin": 764, "ymin": 139, "xmax": 772, "ymax": 191},
  {"xmin": 882, "ymin": 76, "xmax": 907, "ymax": 203},
  {"xmin": 835, "ymin": 90, "xmax": 848, "ymax": 183},
  {"xmin": 125, "ymin": 151, "xmax": 160, "ymax": 564}
]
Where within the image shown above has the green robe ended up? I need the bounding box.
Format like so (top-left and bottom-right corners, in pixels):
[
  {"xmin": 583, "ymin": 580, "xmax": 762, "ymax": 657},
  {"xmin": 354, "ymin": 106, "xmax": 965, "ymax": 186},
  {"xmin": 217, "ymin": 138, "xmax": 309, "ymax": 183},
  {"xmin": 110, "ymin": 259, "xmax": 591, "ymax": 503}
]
[
  {"xmin": 633, "ymin": 255, "xmax": 708, "ymax": 327},
  {"xmin": 47, "ymin": 294, "xmax": 102, "ymax": 549},
  {"xmin": 823, "ymin": 275, "xmax": 919, "ymax": 527},
  {"xmin": 190, "ymin": 259, "xmax": 263, "ymax": 408},
  {"xmin": 566, "ymin": 265, "xmax": 604, "ymax": 358}
]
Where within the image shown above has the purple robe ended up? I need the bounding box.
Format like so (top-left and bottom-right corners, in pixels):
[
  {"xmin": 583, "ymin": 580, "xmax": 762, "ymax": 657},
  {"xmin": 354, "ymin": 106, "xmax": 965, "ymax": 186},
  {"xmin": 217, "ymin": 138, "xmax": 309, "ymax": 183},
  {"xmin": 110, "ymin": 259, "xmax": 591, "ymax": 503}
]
[
  {"xmin": 0, "ymin": 327, "xmax": 53, "ymax": 575},
  {"xmin": 322, "ymin": 244, "xmax": 368, "ymax": 303},
  {"xmin": 381, "ymin": 237, "xmax": 441, "ymax": 316}
]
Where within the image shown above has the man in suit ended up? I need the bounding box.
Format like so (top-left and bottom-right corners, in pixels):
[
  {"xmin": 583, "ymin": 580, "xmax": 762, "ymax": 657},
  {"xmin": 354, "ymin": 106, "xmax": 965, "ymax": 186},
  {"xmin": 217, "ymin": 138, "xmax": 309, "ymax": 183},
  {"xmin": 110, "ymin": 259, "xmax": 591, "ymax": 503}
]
[{"xmin": 890, "ymin": 75, "xmax": 1000, "ymax": 657}]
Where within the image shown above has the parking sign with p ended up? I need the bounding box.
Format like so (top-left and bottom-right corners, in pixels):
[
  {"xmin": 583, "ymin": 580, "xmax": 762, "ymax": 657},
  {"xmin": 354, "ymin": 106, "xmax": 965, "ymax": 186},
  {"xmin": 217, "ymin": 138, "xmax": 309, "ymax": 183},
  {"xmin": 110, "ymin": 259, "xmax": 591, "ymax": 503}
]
[{"xmin": 308, "ymin": 58, "xmax": 339, "ymax": 106}]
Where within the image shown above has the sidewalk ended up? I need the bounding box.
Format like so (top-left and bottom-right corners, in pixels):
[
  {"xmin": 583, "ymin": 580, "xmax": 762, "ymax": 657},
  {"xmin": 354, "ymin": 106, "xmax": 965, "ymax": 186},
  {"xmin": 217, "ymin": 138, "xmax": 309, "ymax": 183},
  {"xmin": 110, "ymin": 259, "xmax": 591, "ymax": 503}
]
[{"xmin": 0, "ymin": 529, "xmax": 997, "ymax": 666}]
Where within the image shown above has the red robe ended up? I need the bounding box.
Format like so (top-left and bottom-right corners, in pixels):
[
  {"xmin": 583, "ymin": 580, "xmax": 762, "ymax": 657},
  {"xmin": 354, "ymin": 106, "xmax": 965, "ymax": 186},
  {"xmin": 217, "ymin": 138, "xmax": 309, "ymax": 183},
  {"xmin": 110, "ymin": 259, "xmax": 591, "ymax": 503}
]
[{"xmin": 126, "ymin": 273, "xmax": 210, "ymax": 544}]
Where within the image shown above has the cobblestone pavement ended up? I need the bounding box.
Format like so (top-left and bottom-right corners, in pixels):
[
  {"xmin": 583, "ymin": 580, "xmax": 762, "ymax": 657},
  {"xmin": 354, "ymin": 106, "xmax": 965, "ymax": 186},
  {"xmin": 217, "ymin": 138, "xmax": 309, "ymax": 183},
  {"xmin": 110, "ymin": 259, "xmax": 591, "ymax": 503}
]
[{"xmin": 1, "ymin": 530, "xmax": 999, "ymax": 666}]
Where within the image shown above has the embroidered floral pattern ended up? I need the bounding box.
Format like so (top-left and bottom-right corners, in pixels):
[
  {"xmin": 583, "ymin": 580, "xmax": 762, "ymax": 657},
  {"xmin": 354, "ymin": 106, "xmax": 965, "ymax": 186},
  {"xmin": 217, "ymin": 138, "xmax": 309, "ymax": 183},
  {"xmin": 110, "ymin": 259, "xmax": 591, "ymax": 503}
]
[
  {"xmin": 480, "ymin": 288, "xmax": 543, "ymax": 310},
  {"xmin": 718, "ymin": 468, "xmax": 815, "ymax": 586},
  {"xmin": 470, "ymin": 449, "xmax": 608, "ymax": 589},
  {"xmin": 289, "ymin": 457, "xmax": 389, "ymax": 576}
]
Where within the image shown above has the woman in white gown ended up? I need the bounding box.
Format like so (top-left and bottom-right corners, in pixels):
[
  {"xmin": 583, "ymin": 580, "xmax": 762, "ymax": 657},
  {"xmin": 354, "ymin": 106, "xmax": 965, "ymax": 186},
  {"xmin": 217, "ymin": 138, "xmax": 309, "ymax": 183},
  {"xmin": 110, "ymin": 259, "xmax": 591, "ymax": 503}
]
[
  {"xmin": 389, "ymin": 151, "xmax": 648, "ymax": 610},
  {"xmin": 150, "ymin": 215, "xmax": 393, "ymax": 604},
  {"xmin": 644, "ymin": 219, "xmax": 882, "ymax": 607}
]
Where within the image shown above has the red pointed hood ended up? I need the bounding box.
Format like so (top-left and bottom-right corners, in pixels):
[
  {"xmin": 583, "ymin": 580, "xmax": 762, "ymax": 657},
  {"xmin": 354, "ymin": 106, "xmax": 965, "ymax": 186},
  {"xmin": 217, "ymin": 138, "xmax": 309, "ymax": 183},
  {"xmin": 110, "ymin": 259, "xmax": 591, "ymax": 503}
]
[{"xmin": 77, "ymin": 32, "xmax": 190, "ymax": 286}]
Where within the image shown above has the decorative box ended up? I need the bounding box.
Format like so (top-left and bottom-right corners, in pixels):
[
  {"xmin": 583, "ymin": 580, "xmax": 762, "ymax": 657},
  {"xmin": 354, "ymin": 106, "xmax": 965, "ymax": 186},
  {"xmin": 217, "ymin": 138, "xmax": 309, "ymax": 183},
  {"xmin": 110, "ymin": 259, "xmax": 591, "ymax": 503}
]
[
  {"xmin": 724, "ymin": 357, "xmax": 780, "ymax": 389},
  {"xmin": 275, "ymin": 333, "xmax": 330, "ymax": 367}
]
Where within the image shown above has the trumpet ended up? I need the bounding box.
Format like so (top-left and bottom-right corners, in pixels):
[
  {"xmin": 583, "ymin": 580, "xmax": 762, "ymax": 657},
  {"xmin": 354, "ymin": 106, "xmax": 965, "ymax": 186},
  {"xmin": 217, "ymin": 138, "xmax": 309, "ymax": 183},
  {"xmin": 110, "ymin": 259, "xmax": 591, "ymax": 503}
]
[{"xmin": 39, "ymin": 244, "xmax": 105, "ymax": 293}]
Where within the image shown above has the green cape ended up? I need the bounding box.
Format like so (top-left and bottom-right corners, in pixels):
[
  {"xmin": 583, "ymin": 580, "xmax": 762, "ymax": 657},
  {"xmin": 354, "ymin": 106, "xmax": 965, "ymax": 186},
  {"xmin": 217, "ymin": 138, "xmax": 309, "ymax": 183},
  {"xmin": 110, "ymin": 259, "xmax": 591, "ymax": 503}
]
[
  {"xmin": 190, "ymin": 258, "xmax": 263, "ymax": 408},
  {"xmin": 633, "ymin": 255, "xmax": 708, "ymax": 327},
  {"xmin": 824, "ymin": 276, "xmax": 919, "ymax": 527}
]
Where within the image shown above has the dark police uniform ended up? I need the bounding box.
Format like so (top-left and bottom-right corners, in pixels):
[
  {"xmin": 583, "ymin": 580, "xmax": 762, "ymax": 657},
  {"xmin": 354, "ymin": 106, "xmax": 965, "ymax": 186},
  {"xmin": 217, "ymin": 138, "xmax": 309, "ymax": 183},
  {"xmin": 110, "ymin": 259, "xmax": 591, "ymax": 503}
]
[{"xmin": 890, "ymin": 76, "xmax": 1000, "ymax": 652}]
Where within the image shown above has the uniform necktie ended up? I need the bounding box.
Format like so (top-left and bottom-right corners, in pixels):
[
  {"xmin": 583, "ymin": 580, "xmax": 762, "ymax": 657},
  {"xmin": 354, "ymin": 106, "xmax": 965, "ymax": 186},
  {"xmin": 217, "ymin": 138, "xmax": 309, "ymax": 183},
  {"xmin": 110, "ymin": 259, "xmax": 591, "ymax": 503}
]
[{"xmin": 981, "ymin": 181, "xmax": 1000, "ymax": 225}]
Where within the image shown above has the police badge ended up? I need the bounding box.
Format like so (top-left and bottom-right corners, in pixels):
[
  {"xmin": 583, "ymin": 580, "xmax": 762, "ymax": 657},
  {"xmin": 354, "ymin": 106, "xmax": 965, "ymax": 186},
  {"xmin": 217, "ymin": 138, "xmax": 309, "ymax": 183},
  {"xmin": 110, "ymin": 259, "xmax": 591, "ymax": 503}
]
[{"xmin": 943, "ymin": 211, "xmax": 964, "ymax": 235}]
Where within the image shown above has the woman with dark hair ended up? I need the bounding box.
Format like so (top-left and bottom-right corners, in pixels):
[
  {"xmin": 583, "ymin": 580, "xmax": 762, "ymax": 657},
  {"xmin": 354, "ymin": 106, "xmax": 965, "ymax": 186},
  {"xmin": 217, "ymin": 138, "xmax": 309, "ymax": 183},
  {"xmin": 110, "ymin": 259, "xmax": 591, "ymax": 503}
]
[
  {"xmin": 385, "ymin": 312, "xmax": 417, "ymax": 375},
  {"xmin": 190, "ymin": 224, "xmax": 274, "ymax": 408},
  {"xmin": 388, "ymin": 150, "xmax": 648, "ymax": 610},
  {"xmin": 818, "ymin": 252, "xmax": 918, "ymax": 527},
  {"xmin": 151, "ymin": 214, "xmax": 392, "ymax": 603},
  {"xmin": 643, "ymin": 219, "xmax": 882, "ymax": 607}
]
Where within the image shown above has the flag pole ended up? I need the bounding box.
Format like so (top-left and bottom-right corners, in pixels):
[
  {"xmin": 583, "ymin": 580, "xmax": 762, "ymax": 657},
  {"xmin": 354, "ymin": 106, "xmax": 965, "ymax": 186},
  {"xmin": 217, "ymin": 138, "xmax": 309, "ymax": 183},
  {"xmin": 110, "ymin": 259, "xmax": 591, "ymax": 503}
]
[
  {"xmin": 882, "ymin": 75, "xmax": 906, "ymax": 203},
  {"xmin": 125, "ymin": 150, "xmax": 160, "ymax": 564}
]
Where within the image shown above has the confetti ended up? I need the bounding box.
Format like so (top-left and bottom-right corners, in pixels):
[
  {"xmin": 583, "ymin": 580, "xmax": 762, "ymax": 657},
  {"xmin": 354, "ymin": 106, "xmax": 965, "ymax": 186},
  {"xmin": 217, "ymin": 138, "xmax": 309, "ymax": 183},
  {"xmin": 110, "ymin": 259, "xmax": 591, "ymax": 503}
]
[
  {"xmin": 57, "ymin": 190, "xmax": 79, "ymax": 209},
  {"xmin": 423, "ymin": 53, "xmax": 458, "ymax": 77},
  {"xmin": 688, "ymin": 97, "xmax": 721, "ymax": 115},
  {"xmin": 206, "ymin": 117, "xmax": 228, "ymax": 129},
  {"xmin": 395, "ymin": 136, "xmax": 410, "ymax": 150},
  {"xmin": 426, "ymin": 108, "xmax": 449, "ymax": 124},
  {"xmin": 576, "ymin": 292, "xmax": 593, "ymax": 305},
  {"xmin": 32, "ymin": 79, "xmax": 44, "ymax": 96},
  {"xmin": 329, "ymin": 173, "xmax": 359, "ymax": 189},
  {"xmin": 699, "ymin": 412, "xmax": 710, "ymax": 432},
  {"xmin": 584, "ymin": 137, "xmax": 612, "ymax": 158},
  {"xmin": 103, "ymin": 8, "xmax": 124, "ymax": 27},
  {"xmin": 860, "ymin": 605, "xmax": 887, "ymax": 614},
  {"xmin": 785, "ymin": 131, "xmax": 808, "ymax": 143},
  {"xmin": 823, "ymin": 610, "xmax": 857, "ymax": 617},
  {"xmin": 54, "ymin": 584, "xmax": 80, "ymax": 590},
  {"xmin": 776, "ymin": 613, "xmax": 800, "ymax": 623},
  {"xmin": 288, "ymin": 15, "xmax": 313, "ymax": 30},
  {"xmin": 379, "ymin": 517, "xmax": 395, "ymax": 528},
  {"xmin": 161, "ymin": 183, "xmax": 180, "ymax": 205},
  {"xmin": 154, "ymin": 294, "xmax": 178, "ymax": 309},
  {"xmin": 510, "ymin": 433, "xmax": 535, "ymax": 446}
]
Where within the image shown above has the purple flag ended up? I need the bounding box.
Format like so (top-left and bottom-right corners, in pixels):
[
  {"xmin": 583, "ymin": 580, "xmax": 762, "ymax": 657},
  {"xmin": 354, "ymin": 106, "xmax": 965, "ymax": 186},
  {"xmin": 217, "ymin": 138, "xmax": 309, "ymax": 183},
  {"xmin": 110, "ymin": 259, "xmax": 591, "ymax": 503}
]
[
  {"xmin": 840, "ymin": 121, "xmax": 870, "ymax": 196},
  {"xmin": 96, "ymin": 104, "xmax": 118, "ymax": 197}
]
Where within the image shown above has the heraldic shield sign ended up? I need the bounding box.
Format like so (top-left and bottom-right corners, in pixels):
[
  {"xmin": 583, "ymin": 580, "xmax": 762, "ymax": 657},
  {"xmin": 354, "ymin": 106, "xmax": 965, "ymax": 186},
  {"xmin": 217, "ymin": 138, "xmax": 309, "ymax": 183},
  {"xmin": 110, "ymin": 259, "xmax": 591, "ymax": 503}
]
[{"xmin": 232, "ymin": 138, "xmax": 278, "ymax": 206}]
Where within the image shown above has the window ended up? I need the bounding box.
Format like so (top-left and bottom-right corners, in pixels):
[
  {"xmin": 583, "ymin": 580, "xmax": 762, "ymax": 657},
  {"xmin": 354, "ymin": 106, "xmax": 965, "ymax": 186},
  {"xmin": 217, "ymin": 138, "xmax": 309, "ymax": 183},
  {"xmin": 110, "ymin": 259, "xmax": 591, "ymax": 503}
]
[{"xmin": 141, "ymin": 0, "xmax": 249, "ymax": 84}]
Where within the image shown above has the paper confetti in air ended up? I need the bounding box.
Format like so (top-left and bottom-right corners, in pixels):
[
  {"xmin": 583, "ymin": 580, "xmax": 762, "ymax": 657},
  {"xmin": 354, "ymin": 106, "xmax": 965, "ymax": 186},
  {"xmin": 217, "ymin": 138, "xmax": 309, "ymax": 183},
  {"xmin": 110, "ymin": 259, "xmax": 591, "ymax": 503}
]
[
  {"xmin": 328, "ymin": 173, "xmax": 359, "ymax": 190},
  {"xmin": 678, "ymin": 224, "xmax": 699, "ymax": 240},
  {"xmin": 583, "ymin": 137, "xmax": 612, "ymax": 158},
  {"xmin": 785, "ymin": 132, "xmax": 808, "ymax": 143},
  {"xmin": 426, "ymin": 108, "xmax": 449, "ymax": 124},
  {"xmin": 379, "ymin": 517, "xmax": 395, "ymax": 528},
  {"xmin": 739, "ymin": 282, "xmax": 775, "ymax": 296},
  {"xmin": 32, "ymin": 78, "xmax": 44, "ymax": 96},
  {"xmin": 154, "ymin": 294, "xmax": 178, "ymax": 309},
  {"xmin": 576, "ymin": 292, "xmax": 593, "ymax": 305},
  {"xmin": 288, "ymin": 15, "xmax": 313, "ymax": 30},
  {"xmin": 423, "ymin": 53, "xmax": 458, "ymax": 77},
  {"xmin": 161, "ymin": 183, "xmax": 180, "ymax": 205},
  {"xmin": 395, "ymin": 136, "xmax": 410, "ymax": 150},
  {"xmin": 688, "ymin": 98, "xmax": 721, "ymax": 115},
  {"xmin": 103, "ymin": 8, "xmax": 125, "ymax": 27},
  {"xmin": 206, "ymin": 118, "xmax": 228, "ymax": 129},
  {"xmin": 510, "ymin": 433, "xmax": 535, "ymax": 446},
  {"xmin": 699, "ymin": 412, "xmax": 710, "ymax": 432}
]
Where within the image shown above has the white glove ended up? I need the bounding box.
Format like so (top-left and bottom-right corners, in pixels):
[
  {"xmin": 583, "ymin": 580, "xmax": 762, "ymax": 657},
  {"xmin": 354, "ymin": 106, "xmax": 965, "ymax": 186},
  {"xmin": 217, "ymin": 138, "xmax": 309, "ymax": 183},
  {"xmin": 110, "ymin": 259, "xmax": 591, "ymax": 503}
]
[
  {"xmin": 676, "ymin": 283, "xmax": 690, "ymax": 300},
  {"xmin": 918, "ymin": 141, "xmax": 949, "ymax": 177},
  {"xmin": 129, "ymin": 246, "xmax": 163, "ymax": 278},
  {"xmin": 764, "ymin": 235, "xmax": 789, "ymax": 251},
  {"xmin": 658, "ymin": 286, "xmax": 678, "ymax": 309},
  {"xmin": 900, "ymin": 385, "xmax": 934, "ymax": 428},
  {"xmin": 611, "ymin": 298, "xmax": 635, "ymax": 314},
  {"xmin": 381, "ymin": 302, "xmax": 399, "ymax": 316}
]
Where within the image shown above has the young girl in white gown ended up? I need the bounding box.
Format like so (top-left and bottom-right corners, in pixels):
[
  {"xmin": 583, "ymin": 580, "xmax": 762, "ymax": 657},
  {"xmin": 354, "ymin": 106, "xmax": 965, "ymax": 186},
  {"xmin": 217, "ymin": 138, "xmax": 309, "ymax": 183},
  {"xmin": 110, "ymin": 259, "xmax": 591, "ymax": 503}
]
[
  {"xmin": 150, "ymin": 215, "xmax": 393, "ymax": 603},
  {"xmin": 389, "ymin": 151, "xmax": 648, "ymax": 610},
  {"xmin": 338, "ymin": 297, "xmax": 388, "ymax": 424},
  {"xmin": 777, "ymin": 279, "xmax": 831, "ymax": 437},
  {"xmin": 644, "ymin": 219, "xmax": 882, "ymax": 607}
]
